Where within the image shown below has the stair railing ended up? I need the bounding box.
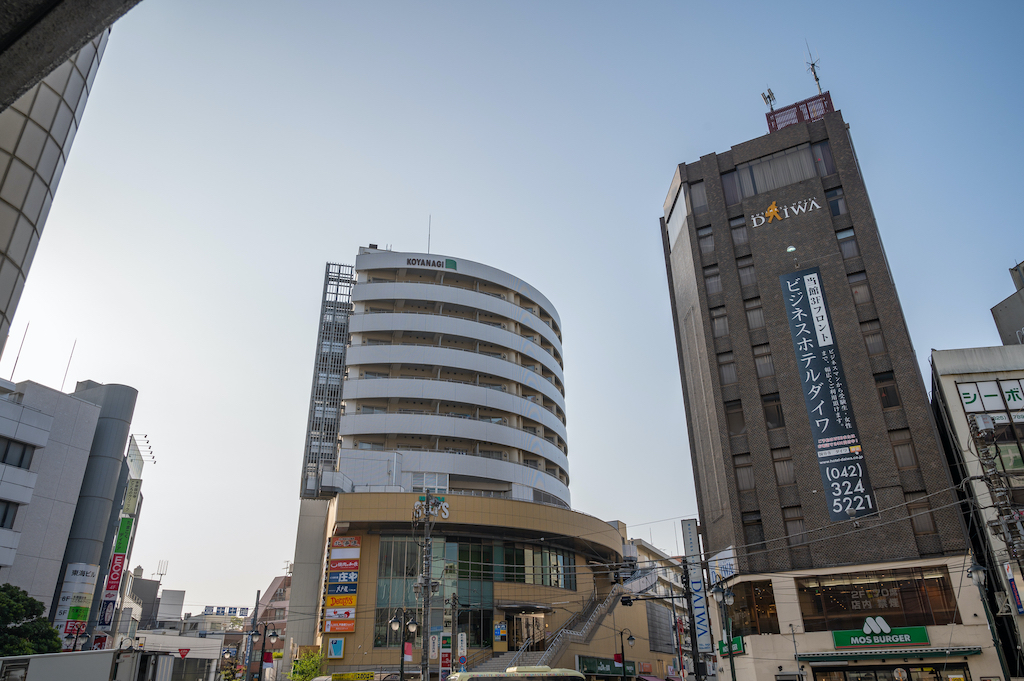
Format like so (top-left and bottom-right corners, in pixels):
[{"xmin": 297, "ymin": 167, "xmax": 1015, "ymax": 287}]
[{"xmin": 538, "ymin": 584, "xmax": 622, "ymax": 667}]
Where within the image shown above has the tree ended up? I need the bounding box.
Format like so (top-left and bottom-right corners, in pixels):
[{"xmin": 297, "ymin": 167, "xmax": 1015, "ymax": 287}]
[
  {"xmin": 288, "ymin": 649, "xmax": 324, "ymax": 681},
  {"xmin": 0, "ymin": 583, "xmax": 62, "ymax": 656}
]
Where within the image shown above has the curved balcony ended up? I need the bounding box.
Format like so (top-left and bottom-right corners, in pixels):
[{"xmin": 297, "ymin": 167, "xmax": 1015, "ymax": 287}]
[
  {"xmin": 353, "ymin": 282, "xmax": 563, "ymax": 355},
  {"xmin": 345, "ymin": 345, "xmax": 566, "ymax": 408},
  {"xmin": 342, "ymin": 377, "xmax": 567, "ymax": 440},
  {"xmin": 350, "ymin": 312, "xmax": 564, "ymax": 380},
  {"xmin": 338, "ymin": 413, "xmax": 569, "ymax": 472},
  {"xmin": 354, "ymin": 250, "xmax": 562, "ymax": 331}
]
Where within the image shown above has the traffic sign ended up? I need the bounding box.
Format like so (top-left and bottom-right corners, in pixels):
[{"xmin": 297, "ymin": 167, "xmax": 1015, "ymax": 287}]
[
  {"xmin": 179, "ymin": 649, "xmax": 190, "ymax": 659},
  {"xmin": 459, "ymin": 656, "xmax": 467, "ymax": 665}
]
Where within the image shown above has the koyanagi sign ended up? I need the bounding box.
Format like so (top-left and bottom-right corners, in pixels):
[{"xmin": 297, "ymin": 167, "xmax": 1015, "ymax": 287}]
[{"xmin": 406, "ymin": 257, "xmax": 457, "ymax": 271}]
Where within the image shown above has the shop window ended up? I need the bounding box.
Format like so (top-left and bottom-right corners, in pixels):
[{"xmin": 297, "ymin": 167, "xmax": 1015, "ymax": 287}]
[
  {"xmin": 737, "ymin": 255, "xmax": 757, "ymax": 287},
  {"xmin": 730, "ymin": 216, "xmax": 748, "ymax": 246},
  {"xmin": 836, "ymin": 227, "xmax": 859, "ymax": 258},
  {"xmin": 711, "ymin": 306, "xmax": 729, "ymax": 338},
  {"xmin": 734, "ymin": 453, "xmax": 754, "ymax": 491},
  {"xmin": 848, "ymin": 271, "xmax": 872, "ymax": 304},
  {"xmin": 728, "ymin": 580, "xmax": 780, "ymax": 637},
  {"xmin": 889, "ymin": 429, "xmax": 918, "ymax": 469},
  {"xmin": 861, "ymin": 319, "xmax": 886, "ymax": 356},
  {"xmin": 725, "ymin": 400, "xmax": 746, "ymax": 436},
  {"xmin": 744, "ymin": 297, "xmax": 764, "ymax": 329},
  {"xmin": 718, "ymin": 352, "xmax": 737, "ymax": 385},
  {"xmin": 772, "ymin": 447, "xmax": 795, "ymax": 485},
  {"xmin": 698, "ymin": 226, "xmax": 714, "ymax": 254},
  {"xmin": 905, "ymin": 492, "xmax": 937, "ymax": 535},
  {"xmin": 763, "ymin": 393, "xmax": 785, "ymax": 429},
  {"xmin": 795, "ymin": 566, "xmax": 961, "ymax": 632},
  {"xmin": 753, "ymin": 343, "xmax": 774, "ymax": 378},
  {"xmin": 875, "ymin": 372, "xmax": 901, "ymax": 409},
  {"xmin": 705, "ymin": 265, "xmax": 722, "ymax": 295}
]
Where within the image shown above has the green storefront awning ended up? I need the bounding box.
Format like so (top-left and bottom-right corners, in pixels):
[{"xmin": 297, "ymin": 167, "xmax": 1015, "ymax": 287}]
[{"xmin": 797, "ymin": 647, "xmax": 982, "ymax": 662}]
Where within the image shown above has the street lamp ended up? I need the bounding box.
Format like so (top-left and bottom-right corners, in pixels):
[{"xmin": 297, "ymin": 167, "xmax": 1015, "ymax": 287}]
[
  {"xmin": 618, "ymin": 628, "xmax": 635, "ymax": 681},
  {"xmin": 711, "ymin": 584, "xmax": 737, "ymax": 681},
  {"xmin": 389, "ymin": 607, "xmax": 419, "ymax": 681},
  {"xmin": 250, "ymin": 621, "xmax": 279, "ymax": 681},
  {"xmin": 63, "ymin": 622, "xmax": 88, "ymax": 651}
]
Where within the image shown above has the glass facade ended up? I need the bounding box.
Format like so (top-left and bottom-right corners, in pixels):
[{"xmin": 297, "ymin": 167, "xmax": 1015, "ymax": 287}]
[
  {"xmin": 374, "ymin": 535, "xmax": 576, "ymax": 649},
  {"xmin": 727, "ymin": 580, "xmax": 779, "ymax": 637},
  {"xmin": 796, "ymin": 566, "xmax": 961, "ymax": 632}
]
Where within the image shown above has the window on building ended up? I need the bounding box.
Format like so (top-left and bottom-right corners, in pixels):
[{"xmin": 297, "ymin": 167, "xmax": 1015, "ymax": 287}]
[
  {"xmin": 688, "ymin": 181, "xmax": 708, "ymax": 215},
  {"xmin": 905, "ymin": 492, "xmax": 937, "ymax": 535},
  {"xmin": 718, "ymin": 352, "xmax": 737, "ymax": 385},
  {"xmin": 357, "ymin": 442, "xmax": 385, "ymax": 450},
  {"xmin": 698, "ymin": 226, "xmax": 714, "ymax": 254},
  {"xmin": 704, "ymin": 265, "xmax": 722, "ymax": 295},
  {"xmin": 772, "ymin": 447, "xmax": 796, "ymax": 485},
  {"xmin": 812, "ymin": 141, "xmax": 837, "ymax": 176},
  {"xmin": 836, "ymin": 227, "xmax": 859, "ymax": 258},
  {"xmin": 744, "ymin": 297, "xmax": 765, "ymax": 329},
  {"xmin": 722, "ymin": 172, "xmax": 741, "ymax": 206},
  {"xmin": 734, "ymin": 454, "xmax": 755, "ymax": 491},
  {"xmin": 763, "ymin": 393, "xmax": 785, "ymax": 429},
  {"xmin": 753, "ymin": 344, "xmax": 774, "ymax": 378},
  {"xmin": 783, "ymin": 506, "xmax": 808, "ymax": 545},
  {"xmin": 0, "ymin": 438, "xmax": 33, "ymax": 470},
  {"xmin": 412, "ymin": 472, "xmax": 449, "ymax": 493},
  {"xmin": 875, "ymin": 372, "xmax": 901, "ymax": 409},
  {"xmin": 742, "ymin": 512, "xmax": 765, "ymax": 552},
  {"xmin": 730, "ymin": 216, "xmax": 748, "ymax": 246},
  {"xmin": 737, "ymin": 256, "xmax": 757, "ymax": 287},
  {"xmin": 735, "ymin": 143, "xmax": 820, "ymax": 198},
  {"xmin": 826, "ymin": 187, "xmax": 847, "ymax": 216},
  {"xmin": 711, "ymin": 306, "xmax": 729, "ymax": 338},
  {"xmin": 796, "ymin": 566, "xmax": 961, "ymax": 632},
  {"xmin": 861, "ymin": 319, "xmax": 886, "ymax": 356},
  {"xmin": 361, "ymin": 405, "xmax": 387, "ymax": 414},
  {"xmin": 0, "ymin": 501, "xmax": 15, "ymax": 529},
  {"xmin": 725, "ymin": 400, "xmax": 746, "ymax": 436},
  {"xmin": 889, "ymin": 429, "xmax": 918, "ymax": 469},
  {"xmin": 729, "ymin": 581, "xmax": 780, "ymax": 636},
  {"xmin": 848, "ymin": 272, "xmax": 872, "ymax": 305}
]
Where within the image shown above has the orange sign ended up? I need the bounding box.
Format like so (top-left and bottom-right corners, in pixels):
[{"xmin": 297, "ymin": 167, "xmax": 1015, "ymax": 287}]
[
  {"xmin": 331, "ymin": 536, "xmax": 361, "ymax": 548},
  {"xmin": 326, "ymin": 595, "xmax": 357, "ymax": 608},
  {"xmin": 325, "ymin": 620, "xmax": 356, "ymax": 633}
]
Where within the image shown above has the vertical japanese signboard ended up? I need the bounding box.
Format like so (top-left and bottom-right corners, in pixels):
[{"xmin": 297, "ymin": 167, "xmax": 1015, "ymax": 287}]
[
  {"xmin": 781, "ymin": 267, "xmax": 875, "ymax": 520},
  {"xmin": 324, "ymin": 536, "xmax": 360, "ymax": 635},
  {"xmin": 680, "ymin": 519, "xmax": 712, "ymax": 653}
]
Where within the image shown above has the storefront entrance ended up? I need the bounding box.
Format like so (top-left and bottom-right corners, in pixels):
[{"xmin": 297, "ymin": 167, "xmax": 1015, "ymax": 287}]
[
  {"xmin": 510, "ymin": 613, "xmax": 545, "ymax": 651},
  {"xmin": 813, "ymin": 665, "xmax": 973, "ymax": 681}
]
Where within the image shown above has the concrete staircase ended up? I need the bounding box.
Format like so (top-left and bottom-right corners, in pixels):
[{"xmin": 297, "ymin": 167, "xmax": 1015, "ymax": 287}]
[{"xmin": 470, "ymin": 651, "xmax": 545, "ymax": 672}]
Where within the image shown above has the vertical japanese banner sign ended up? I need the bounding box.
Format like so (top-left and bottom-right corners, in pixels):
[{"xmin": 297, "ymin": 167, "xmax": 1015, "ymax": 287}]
[
  {"xmin": 680, "ymin": 519, "xmax": 712, "ymax": 653},
  {"xmin": 780, "ymin": 267, "xmax": 876, "ymax": 521}
]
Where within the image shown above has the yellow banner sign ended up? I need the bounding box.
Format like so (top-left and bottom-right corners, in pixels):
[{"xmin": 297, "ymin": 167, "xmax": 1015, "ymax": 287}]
[{"xmin": 325, "ymin": 595, "xmax": 357, "ymax": 608}]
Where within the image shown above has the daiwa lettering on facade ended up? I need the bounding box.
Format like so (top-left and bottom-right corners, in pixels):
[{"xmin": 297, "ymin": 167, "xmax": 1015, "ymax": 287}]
[{"xmin": 750, "ymin": 197, "xmax": 822, "ymax": 227}]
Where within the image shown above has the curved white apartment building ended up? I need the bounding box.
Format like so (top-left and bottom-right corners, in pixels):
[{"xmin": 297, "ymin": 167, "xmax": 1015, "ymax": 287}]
[{"xmin": 337, "ymin": 246, "xmax": 569, "ymax": 507}]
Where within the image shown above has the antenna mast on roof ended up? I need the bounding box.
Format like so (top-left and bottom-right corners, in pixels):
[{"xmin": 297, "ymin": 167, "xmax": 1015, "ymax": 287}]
[
  {"xmin": 761, "ymin": 88, "xmax": 776, "ymax": 111},
  {"xmin": 806, "ymin": 41, "xmax": 822, "ymax": 95},
  {"xmin": 427, "ymin": 215, "xmax": 431, "ymax": 254}
]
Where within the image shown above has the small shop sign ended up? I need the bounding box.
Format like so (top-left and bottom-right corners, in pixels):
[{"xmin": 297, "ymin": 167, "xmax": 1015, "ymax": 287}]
[
  {"xmin": 717, "ymin": 636, "xmax": 744, "ymax": 655},
  {"xmin": 578, "ymin": 656, "xmax": 636, "ymax": 676}
]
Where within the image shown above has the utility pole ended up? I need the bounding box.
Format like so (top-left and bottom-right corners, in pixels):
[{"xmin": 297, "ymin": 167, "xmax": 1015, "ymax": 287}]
[
  {"xmin": 414, "ymin": 492, "xmax": 444, "ymax": 681},
  {"xmin": 669, "ymin": 583, "xmax": 686, "ymax": 679}
]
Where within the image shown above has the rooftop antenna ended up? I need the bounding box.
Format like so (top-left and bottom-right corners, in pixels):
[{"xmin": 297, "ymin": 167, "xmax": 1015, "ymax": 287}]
[
  {"xmin": 427, "ymin": 215, "xmax": 431, "ymax": 254},
  {"xmin": 9, "ymin": 321, "xmax": 28, "ymax": 380},
  {"xmin": 761, "ymin": 87, "xmax": 776, "ymax": 111},
  {"xmin": 806, "ymin": 41, "xmax": 822, "ymax": 95},
  {"xmin": 154, "ymin": 559, "xmax": 168, "ymax": 582}
]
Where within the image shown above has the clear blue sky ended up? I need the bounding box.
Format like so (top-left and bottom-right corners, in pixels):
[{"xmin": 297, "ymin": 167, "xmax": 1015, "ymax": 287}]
[{"xmin": 3, "ymin": 0, "xmax": 1021, "ymax": 608}]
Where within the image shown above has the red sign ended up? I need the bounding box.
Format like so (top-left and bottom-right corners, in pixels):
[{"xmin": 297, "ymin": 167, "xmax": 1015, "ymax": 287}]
[
  {"xmin": 64, "ymin": 621, "xmax": 86, "ymax": 634},
  {"xmin": 441, "ymin": 651, "xmax": 452, "ymax": 669},
  {"xmin": 179, "ymin": 649, "xmax": 190, "ymax": 659},
  {"xmin": 105, "ymin": 554, "xmax": 126, "ymax": 591},
  {"xmin": 324, "ymin": 620, "xmax": 356, "ymax": 633},
  {"xmin": 329, "ymin": 559, "xmax": 359, "ymax": 571},
  {"xmin": 93, "ymin": 635, "xmax": 108, "ymax": 650},
  {"xmin": 330, "ymin": 536, "xmax": 361, "ymax": 548}
]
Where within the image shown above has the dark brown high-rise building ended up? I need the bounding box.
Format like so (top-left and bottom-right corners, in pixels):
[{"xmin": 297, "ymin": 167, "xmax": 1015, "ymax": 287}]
[{"xmin": 659, "ymin": 95, "xmax": 1003, "ymax": 681}]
